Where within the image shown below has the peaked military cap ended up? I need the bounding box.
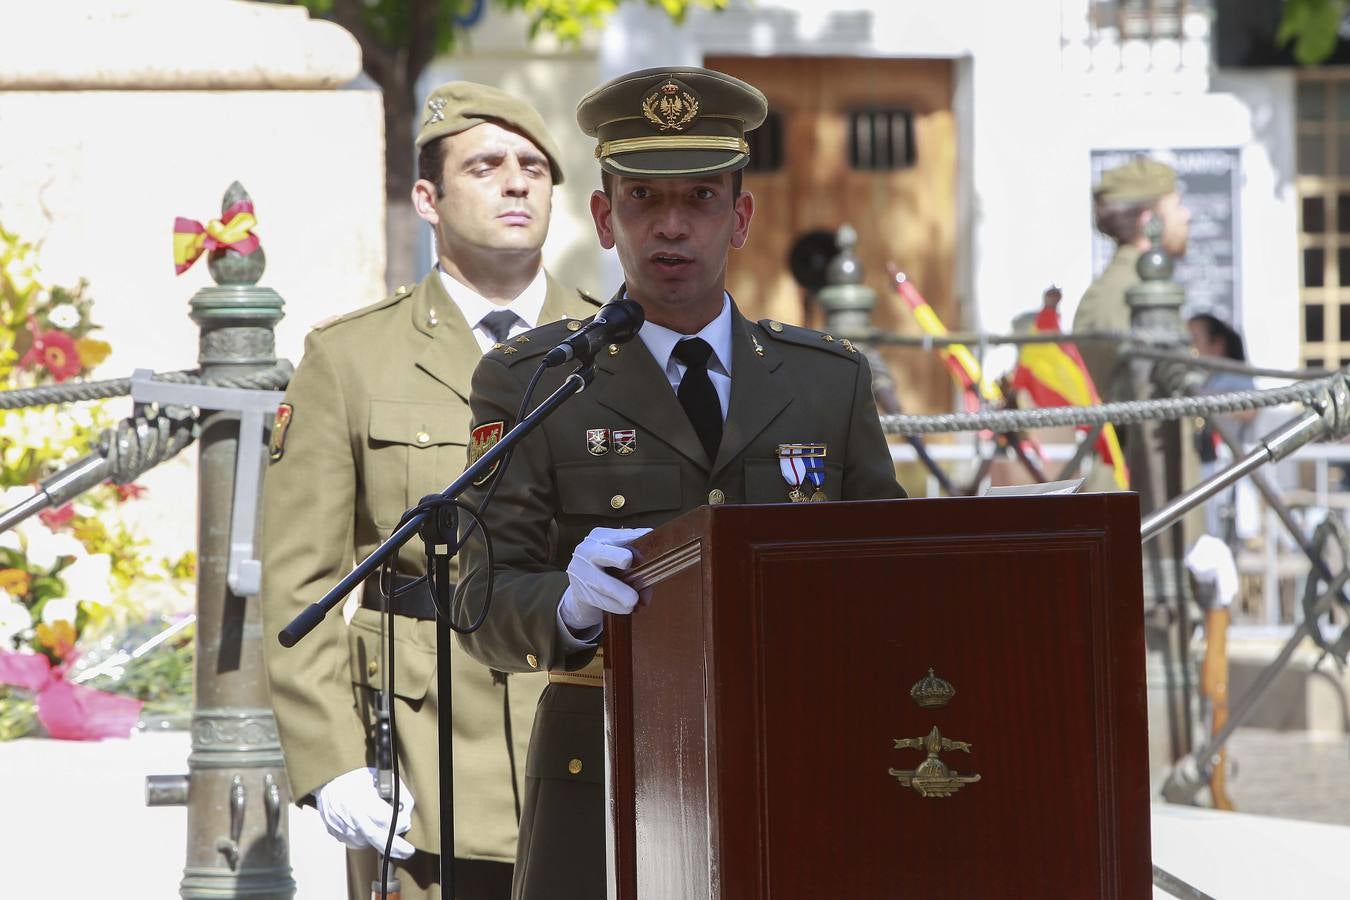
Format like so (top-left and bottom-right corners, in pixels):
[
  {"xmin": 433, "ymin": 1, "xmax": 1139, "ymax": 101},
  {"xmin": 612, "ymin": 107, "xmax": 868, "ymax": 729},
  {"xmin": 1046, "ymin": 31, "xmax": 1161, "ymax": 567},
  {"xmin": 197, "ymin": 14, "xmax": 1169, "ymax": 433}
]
[
  {"xmin": 417, "ymin": 81, "xmax": 565, "ymax": 184},
  {"xmin": 576, "ymin": 66, "xmax": 768, "ymax": 178},
  {"xmin": 1094, "ymin": 156, "xmax": 1177, "ymax": 204}
]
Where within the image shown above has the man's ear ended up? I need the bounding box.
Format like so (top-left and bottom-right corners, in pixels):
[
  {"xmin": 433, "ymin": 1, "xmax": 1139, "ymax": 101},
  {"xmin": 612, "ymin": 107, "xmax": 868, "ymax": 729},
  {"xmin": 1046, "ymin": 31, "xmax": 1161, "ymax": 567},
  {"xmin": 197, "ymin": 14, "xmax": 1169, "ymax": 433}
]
[
  {"xmin": 412, "ymin": 179, "xmax": 441, "ymax": 227},
  {"xmin": 590, "ymin": 189, "xmax": 616, "ymax": 250},
  {"xmin": 730, "ymin": 190, "xmax": 754, "ymax": 250}
]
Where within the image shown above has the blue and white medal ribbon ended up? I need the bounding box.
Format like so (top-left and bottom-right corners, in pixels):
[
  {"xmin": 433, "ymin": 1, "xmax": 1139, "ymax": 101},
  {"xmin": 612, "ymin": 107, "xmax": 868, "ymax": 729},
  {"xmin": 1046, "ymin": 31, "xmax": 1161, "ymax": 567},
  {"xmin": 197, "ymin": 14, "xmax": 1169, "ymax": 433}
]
[{"xmin": 775, "ymin": 443, "xmax": 827, "ymax": 502}]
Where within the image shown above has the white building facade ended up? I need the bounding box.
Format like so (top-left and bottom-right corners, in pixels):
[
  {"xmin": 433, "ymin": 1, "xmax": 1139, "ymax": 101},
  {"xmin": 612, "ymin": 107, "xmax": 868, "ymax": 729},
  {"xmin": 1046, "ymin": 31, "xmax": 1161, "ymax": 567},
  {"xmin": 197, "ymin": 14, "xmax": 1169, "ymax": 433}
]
[{"xmin": 420, "ymin": 0, "xmax": 1305, "ymax": 377}]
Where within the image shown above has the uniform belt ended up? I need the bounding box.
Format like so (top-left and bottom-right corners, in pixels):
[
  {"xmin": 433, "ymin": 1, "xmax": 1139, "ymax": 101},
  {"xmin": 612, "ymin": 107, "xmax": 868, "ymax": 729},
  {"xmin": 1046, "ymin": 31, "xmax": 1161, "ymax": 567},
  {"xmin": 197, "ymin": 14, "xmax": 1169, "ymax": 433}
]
[
  {"xmin": 360, "ymin": 572, "xmax": 446, "ymax": 621},
  {"xmin": 547, "ymin": 651, "xmax": 605, "ymax": 688}
]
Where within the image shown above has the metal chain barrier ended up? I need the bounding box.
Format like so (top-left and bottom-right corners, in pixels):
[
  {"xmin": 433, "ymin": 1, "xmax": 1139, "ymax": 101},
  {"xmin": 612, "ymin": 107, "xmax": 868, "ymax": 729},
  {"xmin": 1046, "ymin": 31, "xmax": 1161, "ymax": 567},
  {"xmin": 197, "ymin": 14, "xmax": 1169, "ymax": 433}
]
[
  {"xmin": 0, "ymin": 361, "xmax": 292, "ymax": 410},
  {"xmin": 880, "ymin": 375, "xmax": 1342, "ymax": 436}
]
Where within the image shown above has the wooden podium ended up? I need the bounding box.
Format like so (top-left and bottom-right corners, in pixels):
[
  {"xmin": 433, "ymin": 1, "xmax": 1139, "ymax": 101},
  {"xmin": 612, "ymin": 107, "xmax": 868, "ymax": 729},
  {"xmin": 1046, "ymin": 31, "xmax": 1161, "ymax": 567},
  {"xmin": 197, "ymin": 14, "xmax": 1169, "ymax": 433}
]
[{"xmin": 605, "ymin": 494, "xmax": 1151, "ymax": 899}]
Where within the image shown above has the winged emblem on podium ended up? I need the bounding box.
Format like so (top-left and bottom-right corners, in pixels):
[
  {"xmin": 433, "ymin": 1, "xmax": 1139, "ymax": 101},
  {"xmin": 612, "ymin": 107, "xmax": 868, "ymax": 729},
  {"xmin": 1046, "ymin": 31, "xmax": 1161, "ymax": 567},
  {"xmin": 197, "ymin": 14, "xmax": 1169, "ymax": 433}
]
[{"xmin": 888, "ymin": 726, "xmax": 982, "ymax": 798}]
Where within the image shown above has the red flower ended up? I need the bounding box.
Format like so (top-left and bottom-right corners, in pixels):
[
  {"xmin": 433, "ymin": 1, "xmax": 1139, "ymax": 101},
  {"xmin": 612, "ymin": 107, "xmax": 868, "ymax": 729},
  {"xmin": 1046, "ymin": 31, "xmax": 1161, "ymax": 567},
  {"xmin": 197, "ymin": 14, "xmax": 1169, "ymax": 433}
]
[
  {"xmin": 19, "ymin": 319, "xmax": 82, "ymax": 382},
  {"xmin": 39, "ymin": 503, "xmax": 75, "ymax": 529},
  {"xmin": 114, "ymin": 483, "xmax": 147, "ymax": 501}
]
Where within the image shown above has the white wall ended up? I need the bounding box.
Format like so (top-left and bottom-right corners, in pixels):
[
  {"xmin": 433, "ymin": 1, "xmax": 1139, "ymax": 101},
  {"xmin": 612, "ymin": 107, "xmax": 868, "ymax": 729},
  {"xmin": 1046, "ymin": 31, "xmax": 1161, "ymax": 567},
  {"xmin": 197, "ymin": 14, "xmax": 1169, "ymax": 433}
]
[{"xmin": 0, "ymin": 2, "xmax": 384, "ymax": 563}]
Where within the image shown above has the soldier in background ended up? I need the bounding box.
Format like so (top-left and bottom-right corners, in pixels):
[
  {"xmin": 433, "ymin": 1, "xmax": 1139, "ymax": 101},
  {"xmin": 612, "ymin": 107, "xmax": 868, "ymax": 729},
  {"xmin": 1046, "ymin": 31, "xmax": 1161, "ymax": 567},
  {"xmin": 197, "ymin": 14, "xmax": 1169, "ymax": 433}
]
[
  {"xmin": 260, "ymin": 83, "xmax": 600, "ymax": 899},
  {"xmin": 1073, "ymin": 156, "xmax": 1192, "ymax": 400},
  {"xmin": 453, "ymin": 66, "xmax": 904, "ymax": 899}
]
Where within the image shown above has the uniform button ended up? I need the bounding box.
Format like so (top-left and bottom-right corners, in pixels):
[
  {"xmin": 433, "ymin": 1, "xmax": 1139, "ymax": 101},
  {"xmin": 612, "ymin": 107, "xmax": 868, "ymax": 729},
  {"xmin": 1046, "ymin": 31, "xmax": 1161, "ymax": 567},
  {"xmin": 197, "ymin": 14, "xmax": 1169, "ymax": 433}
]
[
  {"xmin": 608, "ymin": 344, "xmax": 620, "ymax": 356},
  {"xmin": 367, "ymin": 660, "xmax": 379, "ymax": 678},
  {"xmin": 610, "ymin": 494, "xmax": 626, "ymax": 509},
  {"xmin": 526, "ymin": 653, "xmax": 539, "ymax": 669},
  {"xmin": 769, "ymin": 320, "xmax": 784, "ymax": 333},
  {"xmin": 416, "ymin": 431, "xmax": 431, "ymax": 445},
  {"xmin": 708, "ymin": 489, "xmax": 725, "ymax": 505},
  {"xmin": 566, "ymin": 319, "xmax": 582, "ymax": 332},
  {"xmin": 568, "ymin": 758, "xmax": 583, "ymax": 776}
]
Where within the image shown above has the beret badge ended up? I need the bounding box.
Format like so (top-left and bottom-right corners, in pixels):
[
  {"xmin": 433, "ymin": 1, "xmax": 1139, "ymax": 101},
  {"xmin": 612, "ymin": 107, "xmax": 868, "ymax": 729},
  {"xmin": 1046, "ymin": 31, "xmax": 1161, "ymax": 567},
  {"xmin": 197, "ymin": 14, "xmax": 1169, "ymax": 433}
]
[
  {"xmin": 424, "ymin": 96, "xmax": 447, "ymax": 126},
  {"xmin": 641, "ymin": 80, "xmax": 700, "ymax": 132}
]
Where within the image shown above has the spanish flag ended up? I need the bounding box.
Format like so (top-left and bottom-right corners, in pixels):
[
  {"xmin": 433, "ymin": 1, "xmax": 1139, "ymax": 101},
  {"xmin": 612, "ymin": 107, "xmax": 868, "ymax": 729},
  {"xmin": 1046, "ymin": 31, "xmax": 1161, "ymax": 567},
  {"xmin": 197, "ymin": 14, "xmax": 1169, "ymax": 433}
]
[
  {"xmin": 892, "ymin": 270, "xmax": 1002, "ymax": 412},
  {"xmin": 1011, "ymin": 305, "xmax": 1129, "ymax": 489}
]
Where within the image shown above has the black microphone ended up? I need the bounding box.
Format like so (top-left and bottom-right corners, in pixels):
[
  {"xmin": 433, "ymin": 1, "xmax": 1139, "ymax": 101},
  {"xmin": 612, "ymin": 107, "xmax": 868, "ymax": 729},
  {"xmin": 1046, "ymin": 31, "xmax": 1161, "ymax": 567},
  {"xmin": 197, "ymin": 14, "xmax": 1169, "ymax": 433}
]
[{"xmin": 542, "ymin": 299, "xmax": 645, "ymax": 368}]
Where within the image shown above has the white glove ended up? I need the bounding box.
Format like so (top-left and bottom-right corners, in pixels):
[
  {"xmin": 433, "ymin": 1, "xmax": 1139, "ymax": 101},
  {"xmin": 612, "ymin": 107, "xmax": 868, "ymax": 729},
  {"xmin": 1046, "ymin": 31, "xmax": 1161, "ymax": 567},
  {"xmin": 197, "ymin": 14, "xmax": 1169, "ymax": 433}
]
[
  {"xmin": 315, "ymin": 767, "xmax": 415, "ymax": 858},
  {"xmin": 1185, "ymin": 534, "xmax": 1239, "ymax": 608},
  {"xmin": 558, "ymin": 527, "xmax": 653, "ymax": 632}
]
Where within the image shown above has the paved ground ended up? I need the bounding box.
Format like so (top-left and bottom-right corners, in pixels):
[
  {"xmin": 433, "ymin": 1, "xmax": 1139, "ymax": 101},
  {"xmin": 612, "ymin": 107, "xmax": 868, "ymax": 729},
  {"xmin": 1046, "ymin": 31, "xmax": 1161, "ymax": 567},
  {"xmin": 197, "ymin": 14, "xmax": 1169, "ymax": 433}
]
[
  {"xmin": 4, "ymin": 727, "xmax": 1348, "ymax": 897},
  {"xmin": 1226, "ymin": 726, "xmax": 1350, "ymax": 827}
]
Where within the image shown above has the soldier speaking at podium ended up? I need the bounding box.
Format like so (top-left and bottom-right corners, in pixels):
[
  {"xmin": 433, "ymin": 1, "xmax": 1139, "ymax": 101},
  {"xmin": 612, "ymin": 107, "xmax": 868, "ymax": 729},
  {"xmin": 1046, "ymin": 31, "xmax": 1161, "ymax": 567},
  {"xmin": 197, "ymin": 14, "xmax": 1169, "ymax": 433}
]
[
  {"xmin": 260, "ymin": 83, "xmax": 601, "ymax": 899},
  {"xmin": 452, "ymin": 67, "xmax": 904, "ymax": 899}
]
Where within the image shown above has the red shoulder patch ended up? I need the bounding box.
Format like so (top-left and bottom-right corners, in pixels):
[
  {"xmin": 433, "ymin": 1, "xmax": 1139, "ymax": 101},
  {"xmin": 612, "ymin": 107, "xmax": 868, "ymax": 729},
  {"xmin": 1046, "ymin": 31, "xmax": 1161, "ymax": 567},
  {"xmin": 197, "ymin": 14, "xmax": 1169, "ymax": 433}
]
[{"xmin": 467, "ymin": 421, "xmax": 505, "ymax": 485}]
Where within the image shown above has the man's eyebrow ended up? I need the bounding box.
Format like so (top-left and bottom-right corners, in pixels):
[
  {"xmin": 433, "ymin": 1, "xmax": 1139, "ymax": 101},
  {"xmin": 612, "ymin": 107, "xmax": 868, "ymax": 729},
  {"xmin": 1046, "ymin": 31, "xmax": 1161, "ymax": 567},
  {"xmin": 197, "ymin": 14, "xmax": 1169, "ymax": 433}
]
[
  {"xmin": 462, "ymin": 149, "xmax": 549, "ymax": 168},
  {"xmin": 462, "ymin": 150, "xmax": 507, "ymax": 168}
]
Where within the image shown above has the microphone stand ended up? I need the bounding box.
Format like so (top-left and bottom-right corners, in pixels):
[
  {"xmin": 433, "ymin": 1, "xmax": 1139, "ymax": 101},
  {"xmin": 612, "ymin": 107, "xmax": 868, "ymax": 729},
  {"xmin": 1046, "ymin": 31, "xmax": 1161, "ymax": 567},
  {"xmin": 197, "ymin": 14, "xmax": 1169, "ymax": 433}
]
[{"xmin": 278, "ymin": 363, "xmax": 595, "ymax": 894}]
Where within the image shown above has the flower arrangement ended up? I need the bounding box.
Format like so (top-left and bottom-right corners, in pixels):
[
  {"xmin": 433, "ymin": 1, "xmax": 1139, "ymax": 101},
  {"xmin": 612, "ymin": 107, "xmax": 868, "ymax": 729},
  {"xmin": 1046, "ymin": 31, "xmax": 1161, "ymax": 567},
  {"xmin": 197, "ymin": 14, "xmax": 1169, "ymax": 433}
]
[{"xmin": 0, "ymin": 223, "xmax": 196, "ymax": 740}]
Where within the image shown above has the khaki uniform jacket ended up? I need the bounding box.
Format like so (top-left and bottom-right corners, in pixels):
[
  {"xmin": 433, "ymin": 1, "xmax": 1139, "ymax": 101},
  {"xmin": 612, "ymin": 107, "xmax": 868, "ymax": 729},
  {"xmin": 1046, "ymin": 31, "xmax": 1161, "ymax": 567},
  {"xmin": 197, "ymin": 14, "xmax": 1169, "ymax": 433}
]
[
  {"xmin": 260, "ymin": 270, "xmax": 601, "ymax": 860},
  {"xmin": 1072, "ymin": 244, "xmax": 1141, "ymax": 402},
  {"xmin": 452, "ymin": 297, "xmax": 904, "ymax": 897}
]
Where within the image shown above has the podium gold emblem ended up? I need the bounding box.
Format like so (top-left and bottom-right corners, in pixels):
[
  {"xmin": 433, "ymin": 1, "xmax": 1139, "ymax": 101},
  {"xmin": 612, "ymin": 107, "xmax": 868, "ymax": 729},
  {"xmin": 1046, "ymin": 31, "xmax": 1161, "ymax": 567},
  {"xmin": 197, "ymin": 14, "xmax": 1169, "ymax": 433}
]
[
  {"xmin": 889, "ymin": 668, "xmax": 980, "ymax": 798},
  {"xmin": 888, "ymin": 726, "xmax": 982, "ymax": 799}
]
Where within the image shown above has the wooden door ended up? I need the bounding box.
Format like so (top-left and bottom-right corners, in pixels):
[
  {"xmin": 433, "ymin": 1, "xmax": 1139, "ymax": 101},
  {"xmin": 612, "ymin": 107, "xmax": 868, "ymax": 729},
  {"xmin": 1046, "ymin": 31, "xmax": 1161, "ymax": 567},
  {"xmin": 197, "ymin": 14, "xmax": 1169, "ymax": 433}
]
[{"xmin": 706, "ymin": 56, "xmax": 958, "ymax": 414}]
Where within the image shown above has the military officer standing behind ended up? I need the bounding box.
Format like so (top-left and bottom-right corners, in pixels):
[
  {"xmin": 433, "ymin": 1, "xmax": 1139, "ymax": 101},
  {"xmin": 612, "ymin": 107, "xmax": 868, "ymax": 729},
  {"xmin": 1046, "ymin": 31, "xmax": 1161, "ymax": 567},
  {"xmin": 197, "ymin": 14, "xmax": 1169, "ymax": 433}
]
[
  {"xmin": 452, "ymin": 67, "xmax": 905, "ymax": 900},
  {"xmin": 1072, "ymin": 156, "xmax": 1192, "ymax": 400},
  {"xmin": 1071, "ymin": 157, "xmax": 1192, "ymax": 494},
  {"xmin": 261, "ymin": 83, "xmax": 601, "ymax": 899}
]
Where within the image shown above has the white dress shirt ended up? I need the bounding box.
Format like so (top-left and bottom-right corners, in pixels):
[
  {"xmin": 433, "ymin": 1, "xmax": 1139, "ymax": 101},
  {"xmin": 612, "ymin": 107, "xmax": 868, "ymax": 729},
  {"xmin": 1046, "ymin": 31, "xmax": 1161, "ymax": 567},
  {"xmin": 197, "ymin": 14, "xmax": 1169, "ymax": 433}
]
[
  {"xmin": 635, "ymin": 293, "xmax": 734, "ymax": 419},
  {"xmin": 438, "ymin": 266, "xmax": 548, "ymax": 352}
]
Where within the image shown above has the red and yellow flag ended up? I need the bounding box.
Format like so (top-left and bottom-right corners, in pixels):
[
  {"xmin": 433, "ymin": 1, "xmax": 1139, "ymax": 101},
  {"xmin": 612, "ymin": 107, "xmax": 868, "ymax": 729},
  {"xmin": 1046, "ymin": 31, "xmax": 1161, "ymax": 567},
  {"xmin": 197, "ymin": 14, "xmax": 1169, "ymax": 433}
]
[
  {"xmin": 891, "ymin": 270, "xmax": 1002, "ymax": 412},
  {"xmin": 1011, "ymin": 305, "xmax": 1129, "ymax": 488}
]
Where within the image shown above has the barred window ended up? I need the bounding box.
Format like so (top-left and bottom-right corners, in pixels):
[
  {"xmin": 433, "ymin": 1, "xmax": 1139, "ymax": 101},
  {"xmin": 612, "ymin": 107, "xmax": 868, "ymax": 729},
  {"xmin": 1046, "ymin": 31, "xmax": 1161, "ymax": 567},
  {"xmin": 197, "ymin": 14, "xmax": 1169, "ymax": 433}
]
[
  {"xmin": 1296, "ymin": 72, "xmax": 1350, "ymax": 369},
  {"xmin": 847, "ymin": 108, "xmax": 915, "ymax": 171}
]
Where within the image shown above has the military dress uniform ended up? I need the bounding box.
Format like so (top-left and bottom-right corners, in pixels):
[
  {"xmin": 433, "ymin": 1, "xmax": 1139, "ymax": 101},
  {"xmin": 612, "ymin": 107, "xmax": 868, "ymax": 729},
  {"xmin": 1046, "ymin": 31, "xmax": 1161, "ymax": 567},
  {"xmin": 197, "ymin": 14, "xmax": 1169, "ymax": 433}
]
[
  {"xmin": 452, "ymin": 298, "xmax": 905, "ymax": 898},
  {"xmin": 260, "ymin": 271, "xmax": 600, "ymax": 897}
]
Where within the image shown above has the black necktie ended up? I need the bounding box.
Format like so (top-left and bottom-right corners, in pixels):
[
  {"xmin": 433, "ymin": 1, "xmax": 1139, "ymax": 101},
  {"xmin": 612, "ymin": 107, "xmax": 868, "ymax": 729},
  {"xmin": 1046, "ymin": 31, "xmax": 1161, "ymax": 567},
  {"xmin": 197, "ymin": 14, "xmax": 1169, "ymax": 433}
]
[
  {"xmin": 672, "ymin": 338, "xmax": 722, "ymax": 462},
  {"xmin": 480, "ymin": 309, "xmax": 520, "ymax": 344}
]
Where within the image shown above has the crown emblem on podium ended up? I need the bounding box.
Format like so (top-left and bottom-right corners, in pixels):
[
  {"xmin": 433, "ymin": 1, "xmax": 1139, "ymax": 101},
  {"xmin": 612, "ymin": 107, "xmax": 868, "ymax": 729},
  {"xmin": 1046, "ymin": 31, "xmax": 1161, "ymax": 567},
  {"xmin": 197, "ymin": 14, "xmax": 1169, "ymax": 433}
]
[{"xmin": 909, "ymin": 668, "xmax": 955, "ymax": 709}]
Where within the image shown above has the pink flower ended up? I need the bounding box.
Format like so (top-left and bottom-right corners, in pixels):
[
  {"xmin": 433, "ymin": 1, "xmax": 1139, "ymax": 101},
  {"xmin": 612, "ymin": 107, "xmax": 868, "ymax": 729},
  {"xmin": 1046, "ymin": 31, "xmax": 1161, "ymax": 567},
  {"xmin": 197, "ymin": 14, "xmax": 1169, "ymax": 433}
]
[
  {"xmin": 39, "ymin": 503, "xmax": 75, "ymax": 529},
  {"xmin": 19, "ymin": 319, "xmax": 82, "ymax": 382}
]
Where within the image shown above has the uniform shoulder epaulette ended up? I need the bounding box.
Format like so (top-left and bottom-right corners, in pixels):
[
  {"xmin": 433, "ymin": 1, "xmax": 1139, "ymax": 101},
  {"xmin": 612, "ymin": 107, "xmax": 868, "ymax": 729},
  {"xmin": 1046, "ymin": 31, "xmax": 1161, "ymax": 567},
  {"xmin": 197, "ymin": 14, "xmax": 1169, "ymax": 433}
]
[
  {"xmin": 310, "ymin": 284, "xmax": 415, "ymax": 333},
  {"xmin": 577, "ymin": 289, "xmax": 603, "ymax": 308},
  {"xmin": 756, "ymin": 318, "xmax": 862, "ymax": 360},
  {"xmin": 483, "ymin": 315, "xmax": 595, "ymax": 367}
]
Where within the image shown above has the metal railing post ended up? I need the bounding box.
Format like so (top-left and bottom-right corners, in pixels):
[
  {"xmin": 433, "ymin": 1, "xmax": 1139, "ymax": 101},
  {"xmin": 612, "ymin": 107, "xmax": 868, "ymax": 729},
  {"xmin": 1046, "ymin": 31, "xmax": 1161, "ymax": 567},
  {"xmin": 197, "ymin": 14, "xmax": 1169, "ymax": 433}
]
[{"xmin": 146, "ymin": 182, "xmax": 294, "ymax": 898}]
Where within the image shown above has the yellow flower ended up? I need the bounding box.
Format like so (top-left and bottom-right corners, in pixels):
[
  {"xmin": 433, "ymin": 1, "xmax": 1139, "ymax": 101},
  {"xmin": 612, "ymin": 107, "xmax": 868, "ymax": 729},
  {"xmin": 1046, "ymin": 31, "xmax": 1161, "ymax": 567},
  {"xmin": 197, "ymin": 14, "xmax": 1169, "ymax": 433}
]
[
  {"xmin": 74, "ymin": 338, "xmax": 111, "ymax": 369},
  {"xmin": 0, "ymin": 568, "xmax": 30, "ymax": 596},
  {"xmin": 35, "ymin": 619, "xmax": 76, "ymax": 656}
]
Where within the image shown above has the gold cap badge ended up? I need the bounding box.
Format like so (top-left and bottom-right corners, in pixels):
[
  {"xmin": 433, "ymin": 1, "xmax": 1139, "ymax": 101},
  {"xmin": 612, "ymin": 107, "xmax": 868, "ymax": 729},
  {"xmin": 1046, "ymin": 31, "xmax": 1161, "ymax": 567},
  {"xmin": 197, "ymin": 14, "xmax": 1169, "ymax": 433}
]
[{"xmin": 642, "ymin": 80, "xmax": 700, "ymax": 132}]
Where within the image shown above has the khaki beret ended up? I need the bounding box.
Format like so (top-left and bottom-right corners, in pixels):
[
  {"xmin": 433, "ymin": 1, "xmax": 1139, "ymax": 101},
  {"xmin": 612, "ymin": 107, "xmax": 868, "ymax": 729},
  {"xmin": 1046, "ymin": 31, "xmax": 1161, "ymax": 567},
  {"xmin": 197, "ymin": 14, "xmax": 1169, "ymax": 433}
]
[
  {"xmin": 1094, "ymin": 156, "xmax": 1177, "ymax": 204},
  {"xmin": 416, "ymin": 81, "xmax": 564, "ymax": 184},
  {"xmin": 576, "ymin": 66, "xmax": 768, "ymax": 178}
]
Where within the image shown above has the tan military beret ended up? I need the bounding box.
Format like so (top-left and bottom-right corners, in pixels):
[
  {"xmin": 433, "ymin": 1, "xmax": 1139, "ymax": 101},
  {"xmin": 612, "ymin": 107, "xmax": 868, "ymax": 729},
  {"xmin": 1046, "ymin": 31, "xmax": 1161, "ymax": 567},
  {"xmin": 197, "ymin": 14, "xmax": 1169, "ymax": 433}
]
[
  {"xmin": 1094, "ymin": 156, "xmax": 1177, "ymax": 203},
  {"xmin": 416, "ymin": 81, "xmax": 565, "ymax": 184},
  {"xmin": 576, "ymin": 66, "xmax": 768, "ymax": 178}
]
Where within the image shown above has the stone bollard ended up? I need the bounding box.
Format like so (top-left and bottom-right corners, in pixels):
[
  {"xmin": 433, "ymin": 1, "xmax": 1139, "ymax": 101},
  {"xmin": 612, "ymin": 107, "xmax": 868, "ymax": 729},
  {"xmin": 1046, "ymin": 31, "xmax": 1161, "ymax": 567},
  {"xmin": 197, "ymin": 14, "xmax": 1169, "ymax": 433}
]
[
  {"xmin": 146, "ymin": 182, "xmax": 294, "ymax": 897},
  {"xmin": 1125, "ymin": 218, "xmax": 1205, "ymax": 791}
]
